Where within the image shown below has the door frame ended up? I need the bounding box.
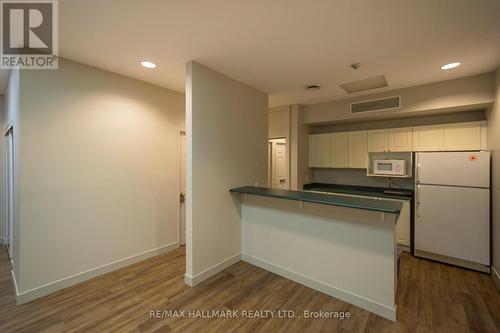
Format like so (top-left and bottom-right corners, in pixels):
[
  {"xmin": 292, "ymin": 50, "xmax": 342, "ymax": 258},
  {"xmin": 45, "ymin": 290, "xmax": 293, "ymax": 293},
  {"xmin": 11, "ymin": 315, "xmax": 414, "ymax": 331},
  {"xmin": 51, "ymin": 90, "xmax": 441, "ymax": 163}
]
[
  {"xmin": 268, "ymin": 137, "xmax": 290, "ymax": 190},
  {"xmin": 4, "ymin": 122, "xmax": 14, "ymax": 260},
  {"xmin": 178, "ymin": 130, "xmax": 186, "ymax": 246}
]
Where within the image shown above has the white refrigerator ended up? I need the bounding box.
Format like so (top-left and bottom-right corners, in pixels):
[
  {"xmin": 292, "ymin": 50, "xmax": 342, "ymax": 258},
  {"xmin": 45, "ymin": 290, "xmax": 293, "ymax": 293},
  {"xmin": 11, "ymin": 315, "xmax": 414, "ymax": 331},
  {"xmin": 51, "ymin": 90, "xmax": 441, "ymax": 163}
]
[{"xmin": 414, "ymin": 151, "xmax": 490, "ymax": 273}]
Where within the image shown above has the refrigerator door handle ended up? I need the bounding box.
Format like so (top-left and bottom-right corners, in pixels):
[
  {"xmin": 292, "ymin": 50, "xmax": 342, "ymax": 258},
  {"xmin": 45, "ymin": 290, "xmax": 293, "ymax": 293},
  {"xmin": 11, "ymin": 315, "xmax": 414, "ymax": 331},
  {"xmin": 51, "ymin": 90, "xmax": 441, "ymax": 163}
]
[
  {"xmin": 416, "ymin": 185, "xmax": 421, "ymax": 217},
  {"xmin": 416, "ymin": 162, "xmax": 421, "ymax": 184}
]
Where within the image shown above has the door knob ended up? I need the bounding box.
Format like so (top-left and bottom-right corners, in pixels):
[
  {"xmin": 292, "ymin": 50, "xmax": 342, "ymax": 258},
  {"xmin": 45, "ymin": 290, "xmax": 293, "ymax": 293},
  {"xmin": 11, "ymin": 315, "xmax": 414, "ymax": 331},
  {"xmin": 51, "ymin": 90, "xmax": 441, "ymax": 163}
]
[{"xmin": 180, "ymin": 193, "xmax": 185, "ymax": 203}]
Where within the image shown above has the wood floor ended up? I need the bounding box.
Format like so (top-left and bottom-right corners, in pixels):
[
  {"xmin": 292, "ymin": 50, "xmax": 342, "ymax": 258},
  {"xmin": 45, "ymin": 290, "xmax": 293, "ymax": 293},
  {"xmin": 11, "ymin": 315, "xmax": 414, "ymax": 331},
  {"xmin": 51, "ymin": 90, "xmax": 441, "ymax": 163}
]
[{"xmin": 0, "ymin": 246, "xmax": 499, "ymax": 333}]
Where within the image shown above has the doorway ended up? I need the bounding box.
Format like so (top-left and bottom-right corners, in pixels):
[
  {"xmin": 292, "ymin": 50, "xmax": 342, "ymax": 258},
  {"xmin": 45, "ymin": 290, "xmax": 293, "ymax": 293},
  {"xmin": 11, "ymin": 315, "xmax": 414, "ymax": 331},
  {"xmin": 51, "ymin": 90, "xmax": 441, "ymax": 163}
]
[
  {"xmin": 5, "ymin": 127, "xmax": 14, "ymax": 259},
  {"xmin": 268, "ymin": 138, "xmax": 289, "ymax": 190},
  {"xmin": 179, "ymin": 131, "xmax": 186, "ymax": 246}
]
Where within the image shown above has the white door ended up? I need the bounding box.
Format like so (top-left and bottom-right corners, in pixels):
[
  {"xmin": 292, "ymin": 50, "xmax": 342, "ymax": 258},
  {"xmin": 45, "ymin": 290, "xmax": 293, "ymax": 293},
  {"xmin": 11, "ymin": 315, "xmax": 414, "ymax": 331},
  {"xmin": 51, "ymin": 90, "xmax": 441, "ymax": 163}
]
[
  {"xmin": 417, "ymin": 152, "xmax": 490, "ymax": 187},
  {"xmin": 269, "ymin": 138, "xmax": 288, "ymax": 189},
  {"xmin": 5, "ymin": 129, "xmax": 14, "ymax": 259},
  {"xmin": 415, "ymin": 184, "xmax": 490, "ymax": 265},
  {"xmin": 179, "ymin": 132, "xmax": 186, "ymax": 246}
]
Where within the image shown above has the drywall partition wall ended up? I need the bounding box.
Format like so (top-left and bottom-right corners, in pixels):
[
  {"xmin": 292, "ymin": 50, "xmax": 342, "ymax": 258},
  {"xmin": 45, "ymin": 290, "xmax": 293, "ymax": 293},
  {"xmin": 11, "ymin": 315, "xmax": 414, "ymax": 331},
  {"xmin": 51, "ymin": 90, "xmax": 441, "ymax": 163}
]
[
  {"xmin": 269, "ymin": 106, "xmax": 290, "ymax": 139},
  {"xmin": 304, "ymin": 73, "xmax": 495, "ymax": 124},
  {"xmin": 14, "ymin": 59, "xmax": 185, "ymax": 303},
  {"xmin": 290, "ymin": 104, "xmax": 312, "ymax": 190},
  {"xmin": 185, "ymin": 62, "xmax": 267, "ymax": 285},
  {"xmin": 488, "ymin": 67, "xmax": 500, "ymax": 290},
  {"xmin": 3, "ymin": 69, "xmax": 20, "ymax": 283}
]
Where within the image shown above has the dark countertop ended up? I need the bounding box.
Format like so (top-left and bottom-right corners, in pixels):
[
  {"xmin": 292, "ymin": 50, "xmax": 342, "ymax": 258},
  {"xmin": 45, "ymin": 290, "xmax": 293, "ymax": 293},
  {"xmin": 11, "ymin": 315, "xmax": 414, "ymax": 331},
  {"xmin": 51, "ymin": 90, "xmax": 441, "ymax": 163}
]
[
  {"xmin": 303, "ymin": 183, "xmax": 413, "ymax": 201},
  {"xmin": 230, "ymin": 186, "xmax": 403, "ymax": 214}
]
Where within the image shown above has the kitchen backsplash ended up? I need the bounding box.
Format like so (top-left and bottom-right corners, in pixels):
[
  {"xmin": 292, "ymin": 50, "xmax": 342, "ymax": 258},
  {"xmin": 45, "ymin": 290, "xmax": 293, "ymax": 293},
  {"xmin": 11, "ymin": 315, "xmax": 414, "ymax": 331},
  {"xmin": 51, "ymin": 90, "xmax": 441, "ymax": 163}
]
[{"xmin": 312, "ymin": 168, "xmax": 415, "ymax": 189}]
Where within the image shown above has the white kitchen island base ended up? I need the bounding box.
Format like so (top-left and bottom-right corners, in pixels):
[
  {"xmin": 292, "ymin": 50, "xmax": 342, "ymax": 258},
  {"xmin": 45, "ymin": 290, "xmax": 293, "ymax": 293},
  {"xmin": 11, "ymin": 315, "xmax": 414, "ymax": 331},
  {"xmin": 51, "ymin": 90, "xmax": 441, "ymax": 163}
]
[{"xmin": 238, "ymin": 193, "xmax": 399, "ymax": 321}]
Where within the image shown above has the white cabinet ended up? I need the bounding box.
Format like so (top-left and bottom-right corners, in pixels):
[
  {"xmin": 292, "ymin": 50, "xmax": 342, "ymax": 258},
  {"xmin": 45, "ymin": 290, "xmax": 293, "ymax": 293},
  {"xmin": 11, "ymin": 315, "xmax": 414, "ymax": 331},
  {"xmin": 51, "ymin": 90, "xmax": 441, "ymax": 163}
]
[
  {"xmin": 443, "ymin": 122, "xmax": 481, "ymax": 151},
  {"xmin": 348, "ymin": 131, "xmax": 368, "ymax": 168},
  {"xmin": 389, "ymin": 127, "xmax": 413, "ymax": 152},
  {"xmin": 367, "ymin": 129, "xmax": 389, "ymax": 152},
  {"xmin": 331, "ymin": 132, "xmax": 349, "ymax": 168},
  {"xmin": 378, "ymin": 198, "xmax": 410, "ymax": 248},
  {"xmin": 412, "ymin": 125, "xmax": 444, "ymax": 152},
  {"xmin": 309, "ymin": 133, "xmax": 331, "ymax": 167},
  {"xmin": 395, "ymin": 201, "xmax": 411, "ymax": 247},
  {"xmin": 413, "ymin": 122, "xmax": 482, "ymax": 152},
  {"xmin": 310, "ymin": 121, "xmax": 484, "ymax": 169}
]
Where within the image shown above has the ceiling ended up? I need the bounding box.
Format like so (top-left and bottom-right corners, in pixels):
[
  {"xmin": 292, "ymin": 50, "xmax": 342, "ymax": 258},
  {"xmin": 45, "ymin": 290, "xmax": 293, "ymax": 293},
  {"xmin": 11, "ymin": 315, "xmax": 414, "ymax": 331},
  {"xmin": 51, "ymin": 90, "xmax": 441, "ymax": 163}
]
[{"xmin": 2, "ymin": 0, "xmax": 500, "ymax": 107}]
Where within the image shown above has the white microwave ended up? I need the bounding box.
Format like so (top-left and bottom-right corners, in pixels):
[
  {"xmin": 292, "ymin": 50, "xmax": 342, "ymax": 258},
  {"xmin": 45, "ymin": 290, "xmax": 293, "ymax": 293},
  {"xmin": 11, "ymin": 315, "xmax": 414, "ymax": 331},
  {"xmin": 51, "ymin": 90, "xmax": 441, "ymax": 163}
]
[{"xmin": 373, "ymin": 159, "xmax": 406, "ymax": 176}]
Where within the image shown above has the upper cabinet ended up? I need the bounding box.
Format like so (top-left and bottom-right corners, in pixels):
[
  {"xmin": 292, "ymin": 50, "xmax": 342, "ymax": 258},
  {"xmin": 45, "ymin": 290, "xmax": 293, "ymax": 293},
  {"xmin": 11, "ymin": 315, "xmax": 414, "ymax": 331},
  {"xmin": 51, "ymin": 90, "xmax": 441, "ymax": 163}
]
[
  {"xmin": 309, "ymin": 133, "xmax": 331, "ymax": 168},
  {"xmin": 388, "ymin": 127, "xmax": 413, "ymax": 152},
  {"xmin": 412, "ymin": 125, "xmax": 444, "ymax": 151},
  {"xmin": 331, "ymin": 132, "xmax": 349, "ymax": 168},
  {"xmin": 348, "ymin": 131, "xmax": 368, "ymax": 169},
  {"xmin": 413, "ymin": 122, "xmax": 482, "ymax": 152},
  {"xmin": 309, "ymin": 121, "xmax": 485, "ymax": 169},
  {"xmin": 443, "ymin": 122, "xmax": 481, "ymax": 151},
  {"xmin": 367, "ymin": 129, "xmax": 389, "ymax": 152}
]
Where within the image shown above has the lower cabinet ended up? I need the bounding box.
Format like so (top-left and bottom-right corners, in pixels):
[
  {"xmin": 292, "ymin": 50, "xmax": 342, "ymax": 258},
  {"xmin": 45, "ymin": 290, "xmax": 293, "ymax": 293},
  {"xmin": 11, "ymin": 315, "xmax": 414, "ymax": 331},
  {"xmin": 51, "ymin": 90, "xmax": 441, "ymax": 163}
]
[
  {"xmin": 395, "ymin": 200, "xmax": 411, "ymax": 248},
  {"xmin": 375, "ymin": 198, "xmax": 411, "ymax": 248}
]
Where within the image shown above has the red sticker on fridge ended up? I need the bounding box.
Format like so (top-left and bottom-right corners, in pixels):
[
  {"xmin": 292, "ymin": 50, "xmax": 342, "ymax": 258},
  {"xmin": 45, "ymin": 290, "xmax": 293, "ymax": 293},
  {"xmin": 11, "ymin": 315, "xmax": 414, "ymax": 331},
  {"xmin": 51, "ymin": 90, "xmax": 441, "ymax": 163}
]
[{"xmin": 469, "ymin": 155, "xmax": 478, "ymax": 161}]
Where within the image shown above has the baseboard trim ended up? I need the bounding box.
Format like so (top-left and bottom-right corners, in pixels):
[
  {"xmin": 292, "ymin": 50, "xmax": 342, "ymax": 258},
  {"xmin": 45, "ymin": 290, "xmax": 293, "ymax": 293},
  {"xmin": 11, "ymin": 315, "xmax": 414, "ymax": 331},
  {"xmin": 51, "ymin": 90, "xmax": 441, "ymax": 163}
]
[
  {"xmin": 184, "ymin": 253, "xmax": 241, "ymax": 287},
  {"xmin": 492, "ymin": 266, "xmax": 500, "ymax": 293},
  {"xmin": 414, "ymin": 249, "xmax": 490, "ymax": 273},
  {"xmin": 241, "ymin": 253, "xmax": 396, "ymax": 322},
  {"xmin": 11, "ymin": 269, "xmax": 19, "ymax": 296},
  {"xmin": 15, "ymin": 241, "xmax": 179, "ymax": 305},
  {"xmin": 397, "ymin": 244, "xmax": 410, "ymax": 253}
]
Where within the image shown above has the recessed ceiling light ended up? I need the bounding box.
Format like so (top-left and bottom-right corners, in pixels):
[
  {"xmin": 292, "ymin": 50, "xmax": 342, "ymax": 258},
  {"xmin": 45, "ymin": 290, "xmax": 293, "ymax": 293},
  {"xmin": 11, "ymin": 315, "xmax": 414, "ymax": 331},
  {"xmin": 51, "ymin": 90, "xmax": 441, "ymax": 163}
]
[
  {"xmin": 141, "ymin": 61, "xmax": 157, "ymax": 69},
  {"xmin": 304, "ymin": 83, "xmax": 322, "ymax": 91},
  {"xmin": 441, "ymin": 62, "xmax": 461, "ymax": 70}
]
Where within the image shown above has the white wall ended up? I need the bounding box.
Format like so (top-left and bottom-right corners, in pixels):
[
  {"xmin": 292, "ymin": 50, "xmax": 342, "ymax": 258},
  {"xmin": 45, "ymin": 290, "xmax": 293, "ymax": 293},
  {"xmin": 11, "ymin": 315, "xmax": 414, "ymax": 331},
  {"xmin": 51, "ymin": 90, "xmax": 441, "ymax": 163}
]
[
  {"xmin": 268, "ymin": 106, "xmax": 290, "ymax": 139},
  {"xmin": 186, "ymin": 62, "xmax": 267, "ymax": 284},
  {"xmin": 311, "ymin": 110, "xmax": 486, "ymax": 134},
  {"xmin": 488, "ymin": 67, "xmax": 500, "ymax": 285},
  {"xmin": 13, "ymin": 59, "xmax": 185, "ymax": 300},
  {"xmin": 304, "ymin": 73, "xmax": 495, "ymax": 124},
  {"xmin": 313, "ymin": 168, "xmax": 415, "ymax": 189}
]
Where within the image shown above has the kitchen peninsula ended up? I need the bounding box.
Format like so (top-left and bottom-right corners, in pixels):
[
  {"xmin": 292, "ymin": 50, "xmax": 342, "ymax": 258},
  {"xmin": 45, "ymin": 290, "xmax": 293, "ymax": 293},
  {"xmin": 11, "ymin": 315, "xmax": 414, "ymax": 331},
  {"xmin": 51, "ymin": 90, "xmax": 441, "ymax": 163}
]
[{"xmin": 230, "ymin": 186, "xmax": 403, "ymax": 321}]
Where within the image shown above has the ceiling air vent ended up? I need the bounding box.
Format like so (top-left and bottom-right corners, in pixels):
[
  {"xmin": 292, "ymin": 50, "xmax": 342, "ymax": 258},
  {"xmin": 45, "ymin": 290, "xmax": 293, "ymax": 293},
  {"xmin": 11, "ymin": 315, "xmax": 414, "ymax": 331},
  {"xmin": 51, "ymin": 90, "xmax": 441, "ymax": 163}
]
[{"xmin": 350, "ymin": 96, "xmax": 401, "ymax": 114}]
